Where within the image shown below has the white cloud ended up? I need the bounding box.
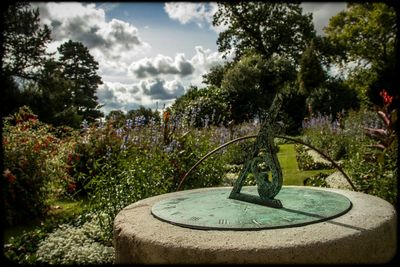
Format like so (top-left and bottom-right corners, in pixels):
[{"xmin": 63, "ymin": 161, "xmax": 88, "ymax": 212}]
[
  {"xmin": 127, "ymin": 46, "xmax": 231, "ymax": 86},
  {"xmin": 35, "ymin": 2, "xmax": 150, "ymax": 61},
  {"xmin": 128, "ymin": 54, "xmax": 194, "ymax": 78},
  {"xmin": 189, "ymin": 46, "xmax": 233, "ymax": 86},
  {"xmin": 140, "ymin": 79, "xmax": 185, "ymax": 100},
  {"xmin": 301, "ymin": 3, "xmax": 346, "ymax": 36},
  {"xmin": 98, "ymin": 79, "xmax": 185, "ymax": 114},
  {"xmin": 164, "ymin": 2, "xmax": 226, "ymax": 33}
]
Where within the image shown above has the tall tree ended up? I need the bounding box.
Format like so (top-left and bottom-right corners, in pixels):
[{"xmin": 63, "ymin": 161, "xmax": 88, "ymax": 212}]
[
  {"xmin": 202, "ymin": 64, "xmax": 228, "ymax": 88},
  {"xmin": 171, "ymin": 86, "xmax": 229, "ymax": 127},
  {"xmin": 57, "ymin": 40, "xmax": 103, "ymax": 122},
  {"xmin": 297, "ymin": 40, "xmax": 327, "ymax": 95},
  {"xmin": 221, "ymin": 52, "xmax": 296, "ymax": 123},
  {"xmin": 213, "ymin": 2, "xmax": 315, "ymax": 64},
  {"xmin": 2, "ymin": 2, "xmax": 51, "ymax": 80},
  {"xmin": 35, "ymin": 59, "xmax": 83, "ymax": 127},
  {"xmin": 1, "ymin": 2, "xmax": 52, "ymax": 116},
  {"xmin": 324, "ymin": 3, "xmax": 397, "ymax": 105},
  {"xmin": 325, "ymin": 3, "xmax": 396, "ymax": 69}
]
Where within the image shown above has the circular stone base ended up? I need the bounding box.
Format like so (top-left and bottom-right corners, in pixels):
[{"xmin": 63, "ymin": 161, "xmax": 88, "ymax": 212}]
[{"xmin": 114, "ymin": 186, "xmax": 397, "ymax": 264}]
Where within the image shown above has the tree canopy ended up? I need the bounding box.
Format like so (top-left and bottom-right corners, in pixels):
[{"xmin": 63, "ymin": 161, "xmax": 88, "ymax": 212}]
[
  {"xmin": 324, "ymin": 3, "xmax": 396, "ymax": 68},
  {"xmin": 213, "ymin": 2, "xmax": 316, "ymax": 64},
  {"xmin": 324, "ymin": 3, "xmax": 397, "ymax": 106},
  {"xmin": 2, "ymin": 2, "xmax": 52, "ymax": 81}
]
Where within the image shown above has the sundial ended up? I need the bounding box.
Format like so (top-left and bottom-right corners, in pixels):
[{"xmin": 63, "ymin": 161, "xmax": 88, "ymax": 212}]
[{"xmin": 151, "ymin": 94, "xmax": 353, "ymax": 230}]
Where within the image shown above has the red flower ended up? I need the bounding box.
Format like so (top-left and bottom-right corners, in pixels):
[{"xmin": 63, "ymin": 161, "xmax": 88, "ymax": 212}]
[
  {"xmin": 33, "ymin": 143, "xmax": 41, "ymax": 152},
  {"xmin": 67, "ymin": 181, "xmax": 77, "ymax": 193},
  {"xmin": 380, "ymin": 89, "xmax": 393, "ymax": 106},
  {"xmin": 3, "ymin": 169, "xmax": 16, "ymax": 184}
]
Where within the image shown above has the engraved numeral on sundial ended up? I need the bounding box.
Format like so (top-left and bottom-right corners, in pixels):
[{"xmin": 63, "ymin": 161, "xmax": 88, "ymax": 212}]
[
  {"xmin": 190, "ymin": 216, "xmax": 200, "ymax": 221},
  {"xmin": 252, "ymin": 219, "xmax": 261, "ymax": 226},
  {"xmin": 219, "ymin": 219, "xmax": 229, "ymax": 224}
]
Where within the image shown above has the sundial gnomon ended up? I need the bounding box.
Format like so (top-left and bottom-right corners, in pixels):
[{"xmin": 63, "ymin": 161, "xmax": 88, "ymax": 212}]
[{"xmin": 151, "ymin": 94, "xmax": 352, "ymax": 230}]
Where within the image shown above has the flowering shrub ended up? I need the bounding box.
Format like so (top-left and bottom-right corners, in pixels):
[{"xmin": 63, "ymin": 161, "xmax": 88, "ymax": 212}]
[
  {"xmin": 346, "ymin": 90, "xmax": 397, "ymax": 205},
  {"xmin": 2, "ymin": 106, "xmax": 75, "ymax": 225},
  {"xmin": 301, "ymin": 113, "xmax": 353, "ymax": 161},
  {"xmin": 301, "ymin": 88, "xmax": 397, "ymax": 205},
  {"xmin": 87, "ymin": 145, "xmax": 174, "ymax": 241},
  {"xmin": 35, "ymin": 214, "xmax": 114, "ymax": 264}
]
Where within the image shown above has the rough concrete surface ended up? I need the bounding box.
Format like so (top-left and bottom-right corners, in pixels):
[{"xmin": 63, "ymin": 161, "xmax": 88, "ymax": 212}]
[{"xmin": 114, "ymin": 186, "xmax": 397, "ymax": 264}]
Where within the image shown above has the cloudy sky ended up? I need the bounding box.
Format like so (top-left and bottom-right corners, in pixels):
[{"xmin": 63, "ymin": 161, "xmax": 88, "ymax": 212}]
[{"xmin": 34, "ymin": 2, "xmax": 346, "ymax": 115}]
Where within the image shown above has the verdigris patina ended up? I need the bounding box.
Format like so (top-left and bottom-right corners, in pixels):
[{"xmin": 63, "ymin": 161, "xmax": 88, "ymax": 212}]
[{"xmin": 229, "ymin": 93, "xmax": 284, "ymax": 208}]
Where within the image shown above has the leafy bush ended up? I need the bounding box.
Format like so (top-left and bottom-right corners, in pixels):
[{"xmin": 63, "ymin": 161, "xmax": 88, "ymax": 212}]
[
  {"xmin": 301, "ymin": 113, "xmax": 352, "ymax": 161},
  {"xmin": 2, "ymin": 106, "xmax": 75, "ymax": 225},
  {"xmin": 301, "ymin": 94, "xmax": 397, "ymax": 205},
  {"xmin": 168, "ymin": 129, "xmax": 227, "ymax": 190},
  {"xmin": 345, "ymin": 91, "xmax": 397, "ymax": 205},
  {"xmin": 87, "ymin": 145, "xmax": 174, "ymax": 241},
  {"xmin": 295, "ymin": 145, "xmax": 333, "ymax": 170},
  {"xmin": 303, "ymin": 173, "xmax": 330, "ymax": 187}
]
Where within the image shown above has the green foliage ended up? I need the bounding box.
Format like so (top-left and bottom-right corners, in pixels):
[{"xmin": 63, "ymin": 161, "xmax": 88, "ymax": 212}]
[
  {"xmin": 303, "ymin": 173, "xmax": 330, "ymax": 187},
  {"xmin": 223, "ymin": 139, "xmax": 254, "ymax": 165},
  {"xmin": 221, "ymin": 52, "xmax": 296, "ymax": 123},
  {"xmin": 126, "ymin": 105, "xmax": 161, "ymax": 125},
  {"xmin": 295, "ymin": 145, "xmax": 333, "ymax": 171},
  {"xmin": 202, "ymin": 64, "xmax": 227, "ymax": 88},
  {"xmin": 306, "ymin": 77, "xmax": 360, "ymax": 117},
  {"xmin": 2, "ymin": 2, "xmax": 51, "ymax": 80},
  {"xmin": 301, "ymin": 105, "xmax": 397, "ymax": 205},
  {"xmin": 57, "ymin": 40, "xmax": 103, "ymax": 127},
  {"xmin": 171, "ymin": 85, "xmax": 230, "ymax": 127},
  {"xmin": 324, "ymin": 3, "xmax": 397, "ymax": 106},
  {"xmin": 301, "ymin": 112, "xmax": 361, "ymax": 161},
  {"xmin": 325, "ymin": 3, "xmax": 396, "ymax": 68},
  {"xmin": 213, "ymin": 2, "xmax": 315, "ymax": 63},
  {"xmin": 4, "ymin": 227, "xmax": 48, "ymax": 264},
  {"xmin": 297, "ymin": 40, "xmax": 326, "ymax": 94},
  {"xmin": 347, "ymin": 97, "xmax": 397, "ymax": 205},
  {"xmin": 2, "ymin": 106, "xmax": 76, "ymax": 225},
  {"xmin": 279, "ymin": 87, "xmax": 307, "ymax": 135},
  {"xmin": 170, "ymin": 129, "xmax": 227, "ymax": 190},
  {"xmin": 87, "ymin": 146, "xmax": 174, "ymax": 240},
  {"xmin": 1, "ymin": 2, "xmax": 52, "ymax": 117},
  {"xmin": 57, "ymin": 40, "xmax": 104, "ymax": 123},
  {"xmin": 106, "ymin": 110, "xmax": 126, "ymax": 128}
]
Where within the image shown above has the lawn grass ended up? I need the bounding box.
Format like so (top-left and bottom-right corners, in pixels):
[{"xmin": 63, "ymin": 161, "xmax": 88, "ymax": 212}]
[
  {"xmin": 278, "ymin": 144, "xmax": 334, "ymax": 185},
  {"xmin": 3, "ymin": 197, "xmax": 89, "ymax": 243}
]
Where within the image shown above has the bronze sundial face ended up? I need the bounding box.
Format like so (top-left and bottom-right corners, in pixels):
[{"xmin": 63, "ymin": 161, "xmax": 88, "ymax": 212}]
[{"xmin": 151, "ymin": 186, "xmax": 352, "ymax": 230}]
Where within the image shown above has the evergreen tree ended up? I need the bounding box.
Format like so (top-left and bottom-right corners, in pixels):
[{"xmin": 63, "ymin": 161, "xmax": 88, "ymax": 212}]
[
  {"xmin": 1, "ymin": 2, "xmax": 52, "ymax": 116},
  {"xmin": 57, "ymin": 40, "xmax": 104, "ymax": 122}
]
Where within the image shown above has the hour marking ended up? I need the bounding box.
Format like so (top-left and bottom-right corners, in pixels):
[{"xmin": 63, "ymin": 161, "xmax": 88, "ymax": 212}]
[{"xmin": 219, "ymin": 219, "xmax": 229, "ymax": 224}]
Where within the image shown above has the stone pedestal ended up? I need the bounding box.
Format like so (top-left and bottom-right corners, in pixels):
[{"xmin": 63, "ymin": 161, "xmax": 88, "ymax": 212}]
[{"xmin": 113, "ymin": 186, "xmax": 397, "ymax": 264}]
